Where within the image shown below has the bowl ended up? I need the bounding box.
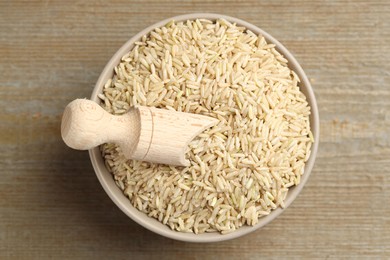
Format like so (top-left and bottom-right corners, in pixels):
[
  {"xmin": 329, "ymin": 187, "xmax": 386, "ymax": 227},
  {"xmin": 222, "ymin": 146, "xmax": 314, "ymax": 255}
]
[{"xmin": 89, "ymin": 13, "xmax": 319, "ymax": 242}]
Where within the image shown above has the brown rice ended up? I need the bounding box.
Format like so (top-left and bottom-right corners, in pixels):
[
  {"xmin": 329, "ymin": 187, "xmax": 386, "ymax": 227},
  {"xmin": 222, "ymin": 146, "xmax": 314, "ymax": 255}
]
[{"xmin": 99, "ymin": 18, "xmax": 313, "ymax": 234}]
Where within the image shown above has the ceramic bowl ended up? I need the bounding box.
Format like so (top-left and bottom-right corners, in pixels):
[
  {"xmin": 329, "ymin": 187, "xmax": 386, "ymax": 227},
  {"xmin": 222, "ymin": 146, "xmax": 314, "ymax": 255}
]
[{"xmin": 89, "ymin": 13, "xmax": 319, "ymax": 242}]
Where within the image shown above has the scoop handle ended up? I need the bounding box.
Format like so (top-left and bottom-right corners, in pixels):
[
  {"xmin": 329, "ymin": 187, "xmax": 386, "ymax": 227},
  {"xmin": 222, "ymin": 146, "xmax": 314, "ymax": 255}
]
[{"xmin": 61, "ymin": 99, "xmax": 140, "ymax": 155}]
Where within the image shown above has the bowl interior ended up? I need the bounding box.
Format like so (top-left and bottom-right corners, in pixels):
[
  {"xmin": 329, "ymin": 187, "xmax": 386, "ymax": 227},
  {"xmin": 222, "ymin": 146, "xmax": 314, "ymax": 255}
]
[{"xmin": 89, "ymin": 13, "xmax": 319, "ymax": 242}]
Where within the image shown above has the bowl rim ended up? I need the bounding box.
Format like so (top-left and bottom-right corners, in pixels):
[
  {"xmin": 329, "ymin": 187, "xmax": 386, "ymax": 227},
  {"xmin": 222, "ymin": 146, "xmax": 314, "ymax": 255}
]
[{"xmin": 89, "ymin": 13, "xmax": 319, "ymax": 243}]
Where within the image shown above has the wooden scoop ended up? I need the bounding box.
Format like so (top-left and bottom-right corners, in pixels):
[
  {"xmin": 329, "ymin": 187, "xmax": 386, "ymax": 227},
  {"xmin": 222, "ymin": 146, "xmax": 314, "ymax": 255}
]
[{"xmin": 61, "ymin": 99, "xmax": 218, "ymax": 166}]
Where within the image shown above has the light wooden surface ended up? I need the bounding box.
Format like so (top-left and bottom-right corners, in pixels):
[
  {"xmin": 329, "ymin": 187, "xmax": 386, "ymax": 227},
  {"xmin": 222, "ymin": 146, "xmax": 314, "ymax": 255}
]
[{"xmin": 1, "ymin": 0, "xmax": 389, "ymax": 259}]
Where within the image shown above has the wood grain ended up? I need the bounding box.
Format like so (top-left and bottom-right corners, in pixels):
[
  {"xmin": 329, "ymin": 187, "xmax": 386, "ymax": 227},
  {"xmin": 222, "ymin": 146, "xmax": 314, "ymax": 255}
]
[{"xmin": 1, "ymin": 0, "xmax": 389, "ymax": 259}]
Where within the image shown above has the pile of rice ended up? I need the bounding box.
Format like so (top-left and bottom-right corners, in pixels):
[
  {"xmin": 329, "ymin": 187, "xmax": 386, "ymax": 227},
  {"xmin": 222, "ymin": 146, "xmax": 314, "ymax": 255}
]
[{"xmin": 98, "ymin": 19, "xmax": 313, "ymax": 234}]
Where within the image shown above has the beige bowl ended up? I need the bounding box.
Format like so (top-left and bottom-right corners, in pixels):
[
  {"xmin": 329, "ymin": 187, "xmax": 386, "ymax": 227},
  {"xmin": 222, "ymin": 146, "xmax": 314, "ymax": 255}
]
[{"xmin": 89, "ymin": 13, "xmax": 319, "ymax": 242}]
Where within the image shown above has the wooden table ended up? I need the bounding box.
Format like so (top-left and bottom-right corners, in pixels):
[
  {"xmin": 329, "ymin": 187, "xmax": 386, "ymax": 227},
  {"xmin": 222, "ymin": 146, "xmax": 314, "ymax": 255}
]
[{"xmin": 1, "ymin": 1, "xmax": 389, "ymax": 258}]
